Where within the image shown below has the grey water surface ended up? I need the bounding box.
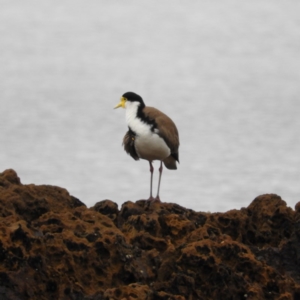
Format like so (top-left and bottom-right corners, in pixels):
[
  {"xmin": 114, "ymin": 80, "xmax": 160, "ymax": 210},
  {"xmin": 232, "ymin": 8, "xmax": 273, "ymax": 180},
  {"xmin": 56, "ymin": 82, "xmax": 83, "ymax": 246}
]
[{"xmin": 1, "ymin": 0, "xmax": 300, "ymax": 212}]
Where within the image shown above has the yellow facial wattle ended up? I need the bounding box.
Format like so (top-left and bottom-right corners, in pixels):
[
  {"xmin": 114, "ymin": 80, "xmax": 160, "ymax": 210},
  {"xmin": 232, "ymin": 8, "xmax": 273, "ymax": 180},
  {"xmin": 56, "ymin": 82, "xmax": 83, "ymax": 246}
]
[{"xmin": 114, "ymin": 97, "xmax": 127, "ymax": 109}]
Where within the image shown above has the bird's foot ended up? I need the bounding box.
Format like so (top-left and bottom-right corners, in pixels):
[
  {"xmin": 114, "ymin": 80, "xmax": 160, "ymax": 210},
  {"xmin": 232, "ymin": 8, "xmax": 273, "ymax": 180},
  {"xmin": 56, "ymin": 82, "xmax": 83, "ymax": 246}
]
[{"xmin": 147, "ymin": 196, "xmax": 161, "ymax": 203}]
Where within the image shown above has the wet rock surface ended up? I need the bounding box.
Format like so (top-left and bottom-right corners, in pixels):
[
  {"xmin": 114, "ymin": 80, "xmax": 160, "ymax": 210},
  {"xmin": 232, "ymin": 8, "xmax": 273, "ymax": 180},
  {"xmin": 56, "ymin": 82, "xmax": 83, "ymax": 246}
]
[{"xmin": 0, "ymin": 169, "xmax": 300, "ymax": 299}]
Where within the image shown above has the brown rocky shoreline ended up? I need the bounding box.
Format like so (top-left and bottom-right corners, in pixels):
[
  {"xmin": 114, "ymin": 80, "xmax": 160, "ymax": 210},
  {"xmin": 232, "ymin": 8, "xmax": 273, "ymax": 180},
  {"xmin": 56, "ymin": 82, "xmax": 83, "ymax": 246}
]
[{"xmin": 0, "ymin": 169, "xmax": 300, "ymax": 299}]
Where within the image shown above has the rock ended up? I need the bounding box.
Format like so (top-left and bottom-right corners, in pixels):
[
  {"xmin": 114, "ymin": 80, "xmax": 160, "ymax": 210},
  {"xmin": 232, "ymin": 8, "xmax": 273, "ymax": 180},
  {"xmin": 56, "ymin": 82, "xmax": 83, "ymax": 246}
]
[
  {"xmin": 0, "ymin": 169, "xmax": 300, "ymax": 299},
  {"xmin": 91, "ymin": 200, "xmax": 119, "ymax": 224}
]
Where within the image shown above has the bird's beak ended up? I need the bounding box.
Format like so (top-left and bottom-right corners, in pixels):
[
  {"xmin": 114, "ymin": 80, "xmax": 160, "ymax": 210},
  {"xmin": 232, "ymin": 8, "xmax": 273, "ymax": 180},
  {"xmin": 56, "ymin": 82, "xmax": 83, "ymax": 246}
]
[{"xmin": 114, "ymin": 97, "xmax": 127, "ymax": 109}]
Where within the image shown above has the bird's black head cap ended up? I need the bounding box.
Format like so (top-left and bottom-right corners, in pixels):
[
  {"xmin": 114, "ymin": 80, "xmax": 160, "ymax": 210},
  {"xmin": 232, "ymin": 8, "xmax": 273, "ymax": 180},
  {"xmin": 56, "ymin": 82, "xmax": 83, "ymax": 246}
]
[{"xmin": 122, "ymin": 92, "xmax": 145, "ymax": 107}]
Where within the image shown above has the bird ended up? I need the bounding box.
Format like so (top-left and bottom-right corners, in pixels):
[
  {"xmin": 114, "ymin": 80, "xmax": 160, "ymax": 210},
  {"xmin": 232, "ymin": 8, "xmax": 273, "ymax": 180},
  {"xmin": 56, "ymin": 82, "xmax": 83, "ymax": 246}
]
[{"xmin": 114, "ymin": 91, "xmax": 179, "ymax": 201}]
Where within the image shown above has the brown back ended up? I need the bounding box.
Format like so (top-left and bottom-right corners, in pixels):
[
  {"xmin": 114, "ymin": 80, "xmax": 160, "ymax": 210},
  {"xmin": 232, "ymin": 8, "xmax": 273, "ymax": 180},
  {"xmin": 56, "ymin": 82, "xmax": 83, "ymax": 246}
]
[{"xmin": 143, "ymin": 106, "xmax": 180, "ymax": 154}]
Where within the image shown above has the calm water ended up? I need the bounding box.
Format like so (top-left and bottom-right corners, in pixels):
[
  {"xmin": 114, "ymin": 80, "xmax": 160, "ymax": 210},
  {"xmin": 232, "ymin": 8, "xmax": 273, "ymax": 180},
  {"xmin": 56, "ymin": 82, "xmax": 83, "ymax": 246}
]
[{"xmin": 1, "ymin": 0, "xmax": 300, "ymax": 212}]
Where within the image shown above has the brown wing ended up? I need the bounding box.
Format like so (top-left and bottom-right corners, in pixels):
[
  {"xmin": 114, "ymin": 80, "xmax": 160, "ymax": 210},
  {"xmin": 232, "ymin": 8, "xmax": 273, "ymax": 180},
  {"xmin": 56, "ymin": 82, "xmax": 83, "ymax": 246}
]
[
  {"xmin": 143, "ymin": 106, "xmax": 179, "ymax": 169},
  {"xmin": 123, "ymin": 130, "xmax": 139, "ymax": 161},
  {"xmin": 143, "ymin": 106, "xmax": 180, "ymax": 157},
  {"xmin": 163, "ymin": 156, "xmax": 177, "ymax": 170}
]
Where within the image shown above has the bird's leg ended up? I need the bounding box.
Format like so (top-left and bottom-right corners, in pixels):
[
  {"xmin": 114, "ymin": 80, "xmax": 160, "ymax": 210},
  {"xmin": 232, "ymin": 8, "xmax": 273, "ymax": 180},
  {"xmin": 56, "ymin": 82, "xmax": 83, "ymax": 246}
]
[
  {"xmin": 148, "ymin": 161, "xmax": 155, "ymax": 201},
  {"xmin": 155, "ymin": 161, "xmax": 163, "ymax": 201}
]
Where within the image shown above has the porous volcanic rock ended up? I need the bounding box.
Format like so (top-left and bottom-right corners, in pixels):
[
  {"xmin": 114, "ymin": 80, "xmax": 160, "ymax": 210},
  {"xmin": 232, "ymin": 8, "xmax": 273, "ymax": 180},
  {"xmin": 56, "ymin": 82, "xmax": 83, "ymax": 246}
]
[{"xmin": 0, "ymin": 169, "xmax": 300, "ymax": 299}]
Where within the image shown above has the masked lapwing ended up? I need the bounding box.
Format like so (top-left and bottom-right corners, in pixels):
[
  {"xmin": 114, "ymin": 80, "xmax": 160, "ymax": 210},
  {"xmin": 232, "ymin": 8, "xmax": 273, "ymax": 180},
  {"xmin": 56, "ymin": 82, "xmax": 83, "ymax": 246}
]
[{"xmin": 114, "ymin": 92, "xmax": 180, "ymax": 201}]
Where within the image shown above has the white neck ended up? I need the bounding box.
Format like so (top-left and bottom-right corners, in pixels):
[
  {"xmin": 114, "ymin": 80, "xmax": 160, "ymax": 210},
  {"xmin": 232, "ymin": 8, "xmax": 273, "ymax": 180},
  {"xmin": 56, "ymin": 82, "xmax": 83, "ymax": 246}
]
[
  {"xmin": 125, "ymin": 101, "xmax": 140, "ymax": 125},
  {"xmin": 125, "ymin": 101, "xmax": 150, "ymax": 135}
]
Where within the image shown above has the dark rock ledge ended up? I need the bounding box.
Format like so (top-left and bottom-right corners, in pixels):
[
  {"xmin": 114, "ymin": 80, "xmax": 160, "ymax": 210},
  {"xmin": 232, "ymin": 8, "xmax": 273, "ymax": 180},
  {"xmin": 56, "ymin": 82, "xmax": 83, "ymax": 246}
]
[{"xmin": 0, "ymin": 169, "xmax": 300, "ymax": 300}]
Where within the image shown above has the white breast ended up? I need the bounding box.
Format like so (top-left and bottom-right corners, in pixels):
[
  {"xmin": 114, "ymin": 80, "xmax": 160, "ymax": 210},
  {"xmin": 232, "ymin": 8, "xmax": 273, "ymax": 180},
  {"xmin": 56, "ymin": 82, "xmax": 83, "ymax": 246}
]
[
  {"xmin": 135, "ymin": 132, "xmax": 170, "ymax": 161},
  {"xmin": 125, "ymin": 102, "xmax": 170, "ymax": 161}
]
